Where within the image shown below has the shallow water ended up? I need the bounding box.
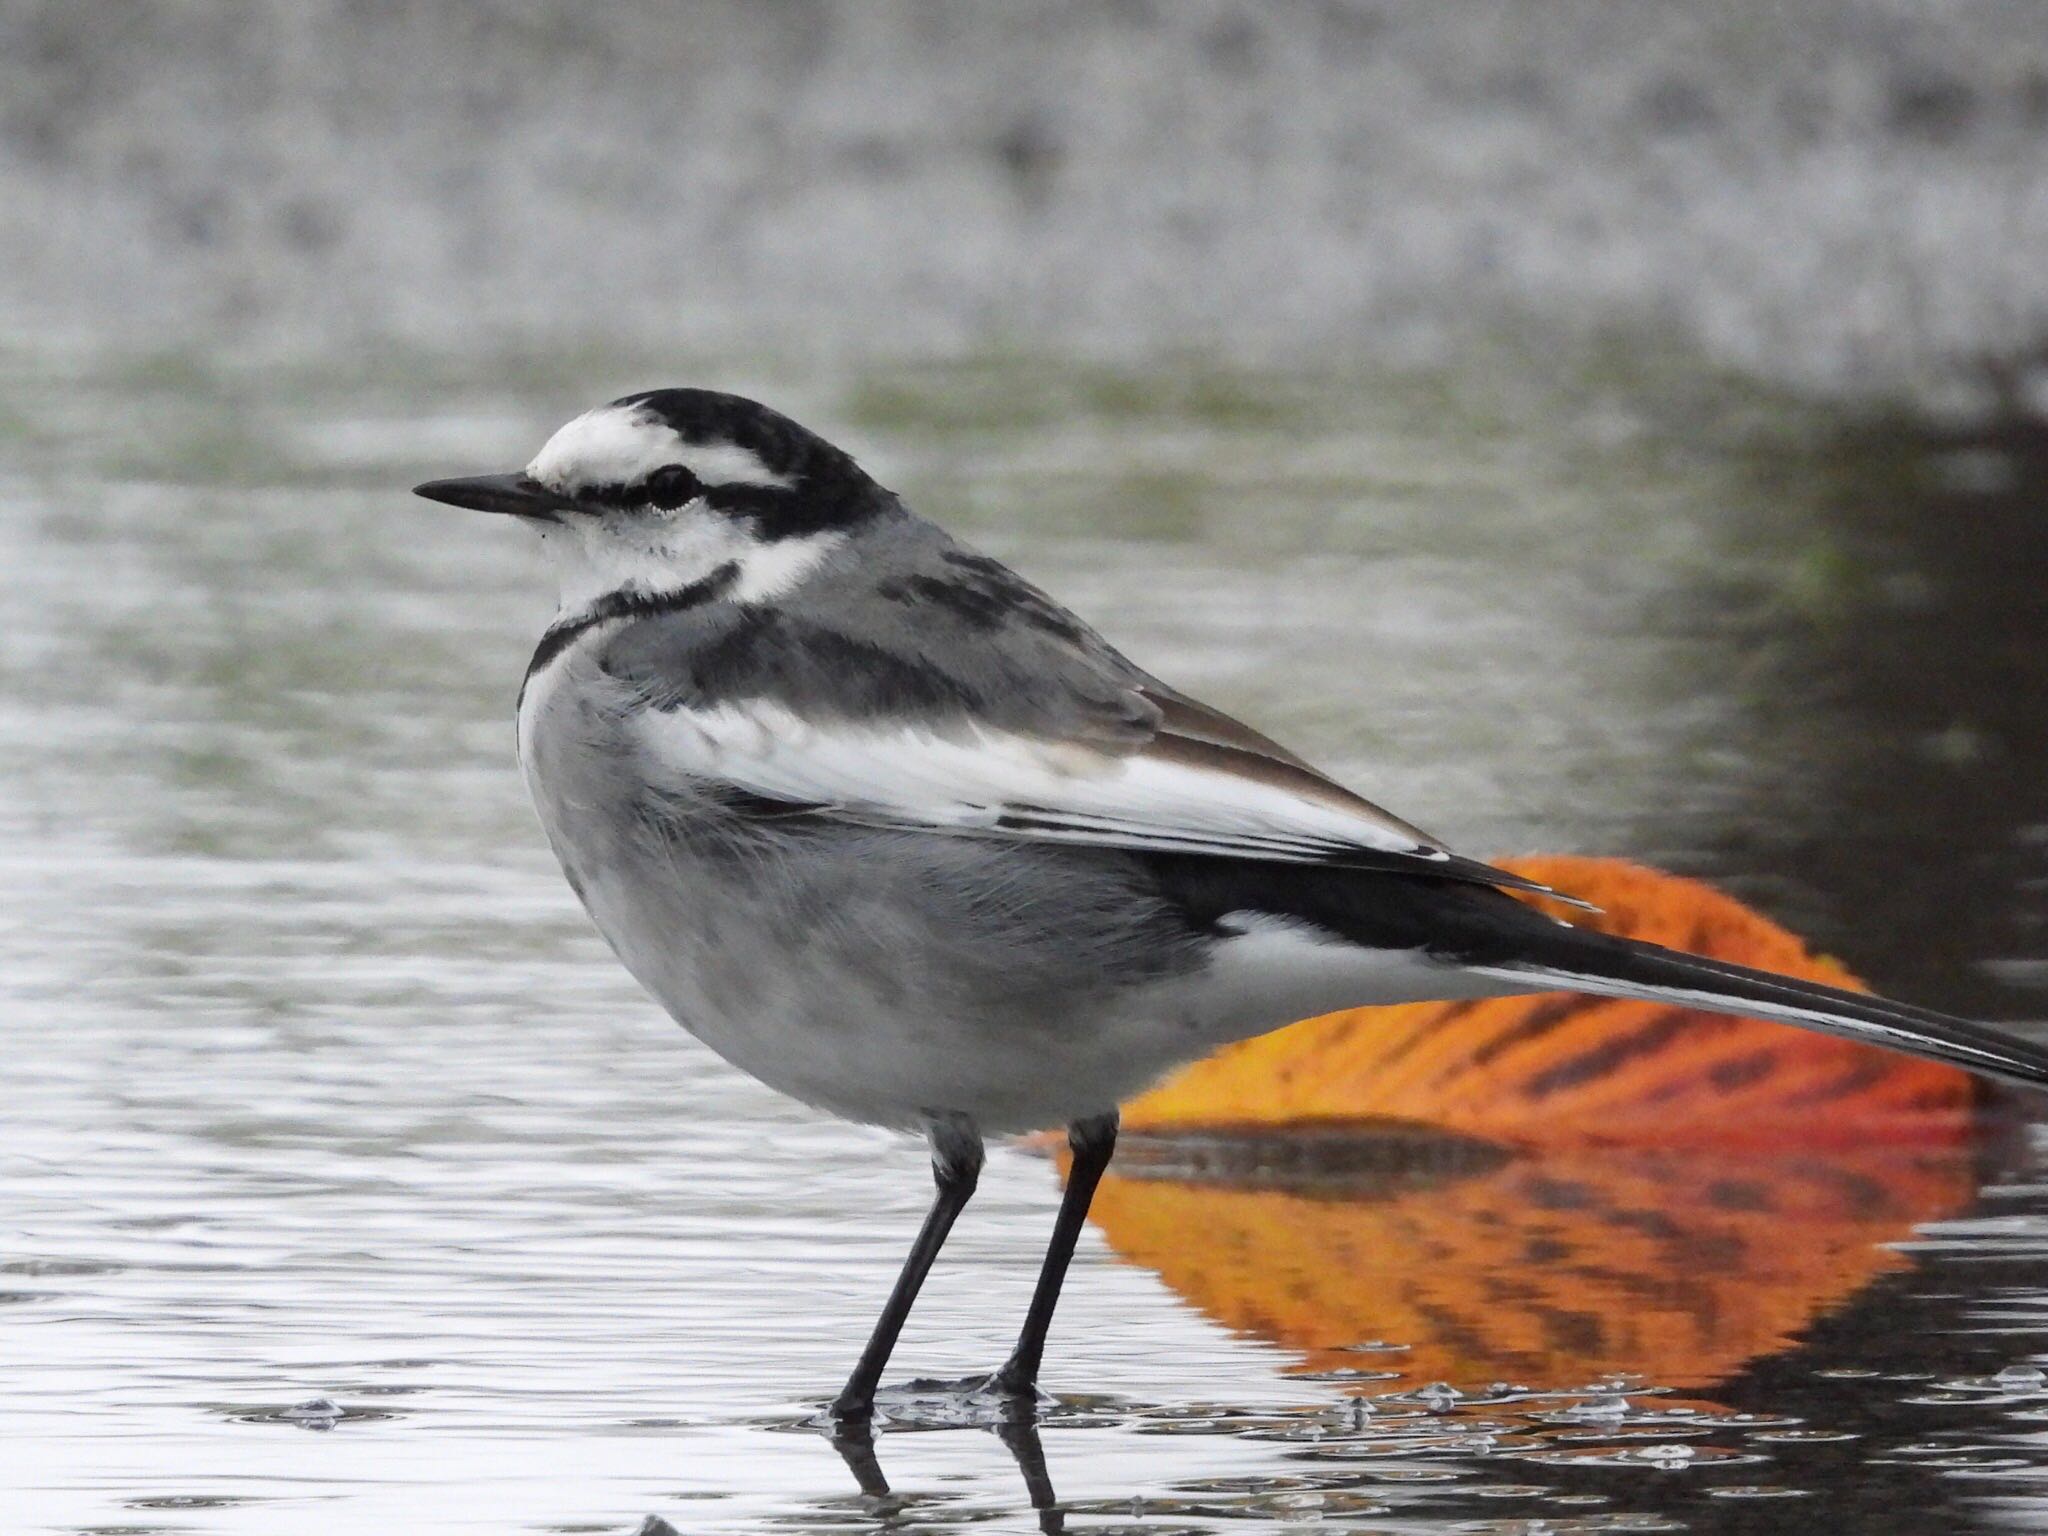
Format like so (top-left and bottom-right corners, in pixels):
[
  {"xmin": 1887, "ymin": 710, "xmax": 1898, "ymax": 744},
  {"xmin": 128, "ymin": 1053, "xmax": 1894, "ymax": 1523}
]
[{"xmin": 6, "ymin": 342, "xmax": 2048, "ymax": 1533}]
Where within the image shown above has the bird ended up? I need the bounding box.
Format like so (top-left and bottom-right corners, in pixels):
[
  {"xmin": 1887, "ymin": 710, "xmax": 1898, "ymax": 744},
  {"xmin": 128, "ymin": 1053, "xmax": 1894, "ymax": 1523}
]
[{"xmin": 414, "ymin": 388, "xmax": 2048, "ymax": 1421}]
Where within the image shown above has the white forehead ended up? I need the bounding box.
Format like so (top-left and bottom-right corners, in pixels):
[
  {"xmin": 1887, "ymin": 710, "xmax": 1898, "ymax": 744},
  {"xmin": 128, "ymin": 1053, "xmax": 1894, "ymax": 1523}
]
[{"xmin": 526, "ymin": 404, "xmax": 794, "ymax": 492}]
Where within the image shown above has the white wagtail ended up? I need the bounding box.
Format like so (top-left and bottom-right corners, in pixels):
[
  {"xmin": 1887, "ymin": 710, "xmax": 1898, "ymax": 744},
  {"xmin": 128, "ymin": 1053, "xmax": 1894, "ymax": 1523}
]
[{"xmin": 416, "ymin": 388, "xmax": 2048, "ymax": 1420}]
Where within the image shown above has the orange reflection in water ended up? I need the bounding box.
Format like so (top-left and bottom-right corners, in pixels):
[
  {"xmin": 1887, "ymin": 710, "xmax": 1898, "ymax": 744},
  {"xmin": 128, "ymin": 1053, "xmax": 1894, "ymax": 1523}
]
[
  {"xmin": 1074, "ymin": 857, "xmax": 1991, "ymax": 1388},
  {"xmin": 1083, "ymin": 1135, "xmax": 1977, "ymax": 1388}
]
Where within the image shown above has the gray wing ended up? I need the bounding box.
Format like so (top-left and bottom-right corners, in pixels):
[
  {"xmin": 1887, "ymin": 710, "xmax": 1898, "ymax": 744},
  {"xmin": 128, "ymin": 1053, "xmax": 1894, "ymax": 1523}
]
[{"xmin": 599, "ymin": 518, "xmax": 1581, "ymax": 903}]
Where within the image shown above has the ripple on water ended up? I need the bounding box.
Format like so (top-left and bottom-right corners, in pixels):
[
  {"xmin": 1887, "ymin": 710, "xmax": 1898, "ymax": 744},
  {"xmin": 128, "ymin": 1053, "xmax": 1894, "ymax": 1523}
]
[{"xmin": 221, "ymin": 1397, "xmax": 404, "ymax": 1430}]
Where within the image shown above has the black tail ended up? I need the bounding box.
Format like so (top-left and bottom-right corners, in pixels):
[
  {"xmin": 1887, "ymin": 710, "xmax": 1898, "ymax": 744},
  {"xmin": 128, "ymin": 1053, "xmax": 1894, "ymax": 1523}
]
[{"xmin": 1462, "ymin": 920, "xmax": 2048, "ymax": 1091}]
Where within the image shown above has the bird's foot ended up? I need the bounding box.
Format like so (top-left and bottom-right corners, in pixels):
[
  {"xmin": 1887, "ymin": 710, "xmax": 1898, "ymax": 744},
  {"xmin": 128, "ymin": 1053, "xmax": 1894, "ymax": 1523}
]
[
  {"xmin": 827, "ymin": 1373, "xmax": 1047, "ymax": 1429},
  {"xmin": 977, "ymin": 1365, "xmax": 1051, "ymax": 1410}
]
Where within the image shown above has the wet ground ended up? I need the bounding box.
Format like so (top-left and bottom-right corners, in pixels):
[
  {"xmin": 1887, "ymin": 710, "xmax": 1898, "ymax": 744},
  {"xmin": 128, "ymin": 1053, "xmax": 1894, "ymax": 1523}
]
[{"xmin": 5, "ymin": 341, "xmax": 2048, "ymax": 1533}]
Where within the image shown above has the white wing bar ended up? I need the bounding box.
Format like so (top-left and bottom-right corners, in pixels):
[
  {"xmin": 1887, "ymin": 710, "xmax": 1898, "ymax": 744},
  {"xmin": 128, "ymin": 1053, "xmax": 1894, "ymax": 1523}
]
[{"xmin": 633, "ymin": 699, "xmax": 1448, "ymax": 864}]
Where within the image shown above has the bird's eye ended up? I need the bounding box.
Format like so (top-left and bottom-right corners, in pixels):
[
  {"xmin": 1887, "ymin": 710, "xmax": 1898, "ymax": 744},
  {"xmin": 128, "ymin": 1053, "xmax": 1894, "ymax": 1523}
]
[{"xmin": 644, "ymin": 463, "xmax": 703, "ymax": 509}]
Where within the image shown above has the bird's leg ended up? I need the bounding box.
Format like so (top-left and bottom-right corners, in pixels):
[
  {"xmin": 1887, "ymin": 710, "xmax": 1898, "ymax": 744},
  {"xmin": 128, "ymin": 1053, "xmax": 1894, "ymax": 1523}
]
[
  {"xmin": 987, "ymin": 1109, "xmax": 1119, "ymax": 1401},
  {"xmin": 832, "ymin": 1111, "xmax": 984, "ymax": 1421}
]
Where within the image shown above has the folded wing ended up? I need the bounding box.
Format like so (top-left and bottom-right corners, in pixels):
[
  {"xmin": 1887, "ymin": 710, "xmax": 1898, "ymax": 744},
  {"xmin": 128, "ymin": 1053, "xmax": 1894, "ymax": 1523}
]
[{"xmin": 632, "ymin": 684, "xmax": 1586, "ymax": 904}]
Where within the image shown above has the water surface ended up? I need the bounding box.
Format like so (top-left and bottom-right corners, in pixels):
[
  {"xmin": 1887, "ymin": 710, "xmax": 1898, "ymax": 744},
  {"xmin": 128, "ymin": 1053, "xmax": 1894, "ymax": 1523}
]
[{"xmin": 5, "ymin": 343, "xmax": 2048, "ymax": 1533}]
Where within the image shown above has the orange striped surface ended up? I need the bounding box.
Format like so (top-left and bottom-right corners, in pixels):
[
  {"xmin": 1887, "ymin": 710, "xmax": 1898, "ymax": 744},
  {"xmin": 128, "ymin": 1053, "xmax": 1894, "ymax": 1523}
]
[
  {"xmin": 1121, "ymin": 856, "xmax": 1978, "ymax": 1148},
  {"xmin": 1081, "ymin": 1138, "xmax": 1976, "ymax": 1388}
]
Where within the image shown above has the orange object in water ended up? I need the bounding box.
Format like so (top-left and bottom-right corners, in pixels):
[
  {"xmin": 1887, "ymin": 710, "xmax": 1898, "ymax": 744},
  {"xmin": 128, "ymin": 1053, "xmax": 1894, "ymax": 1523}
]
[
  {"xmin": 1080, "ymin": 1135, "xmax": 1977, "ymax": 1389},
  {"xmin": 1120, "ymin": 856, "xmax": 1979, "ymax": 1148}
]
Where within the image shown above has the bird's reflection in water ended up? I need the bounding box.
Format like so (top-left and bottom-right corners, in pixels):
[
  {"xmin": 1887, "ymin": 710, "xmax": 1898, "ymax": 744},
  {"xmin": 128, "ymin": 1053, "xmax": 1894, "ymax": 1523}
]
[{"xmin": 830, "ymin": 1412, "xmax": 1065, "ymax": 1533}]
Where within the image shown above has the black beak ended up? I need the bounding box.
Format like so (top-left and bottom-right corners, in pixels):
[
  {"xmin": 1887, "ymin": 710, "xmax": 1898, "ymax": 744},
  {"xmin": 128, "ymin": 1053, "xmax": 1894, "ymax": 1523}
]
[{"xmin": 412, "ymin": 473, "xmax": 576, "ymax": 520}]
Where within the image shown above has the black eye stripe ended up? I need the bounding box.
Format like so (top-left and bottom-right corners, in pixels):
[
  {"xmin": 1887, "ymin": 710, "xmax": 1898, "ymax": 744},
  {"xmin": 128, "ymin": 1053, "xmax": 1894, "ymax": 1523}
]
[
  {"xmin": 567, "ymin": 466, "xmax": 704, "ymax": 510},
  {"xmin": 560, "ymin": 461, "xmax": 865, "ymax": 536}
]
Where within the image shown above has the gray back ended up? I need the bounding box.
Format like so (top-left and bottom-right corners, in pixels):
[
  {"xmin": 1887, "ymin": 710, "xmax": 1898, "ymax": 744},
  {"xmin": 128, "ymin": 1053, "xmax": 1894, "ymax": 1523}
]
[{"xmin": 595, "ymin": 507, "xmax": 1158, "ymax": 746}]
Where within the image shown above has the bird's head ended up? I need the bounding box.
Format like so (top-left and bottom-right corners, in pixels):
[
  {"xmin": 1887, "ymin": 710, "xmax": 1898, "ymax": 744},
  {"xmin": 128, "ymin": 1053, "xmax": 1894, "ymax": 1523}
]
[{"xmin": 414, "ymin": 389, "xmax": 883, "ymax": 608}]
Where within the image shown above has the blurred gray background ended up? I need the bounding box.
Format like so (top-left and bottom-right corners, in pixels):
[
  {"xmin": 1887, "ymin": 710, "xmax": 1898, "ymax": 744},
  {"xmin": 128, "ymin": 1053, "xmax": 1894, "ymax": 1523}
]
[
  {"xmin": 11, "ymin": 8, "xmax": 2048, "ymax": 1534},
  {"xmin": 7, "ymin": 0, "xmax": 2048, "ymax": 401}
]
